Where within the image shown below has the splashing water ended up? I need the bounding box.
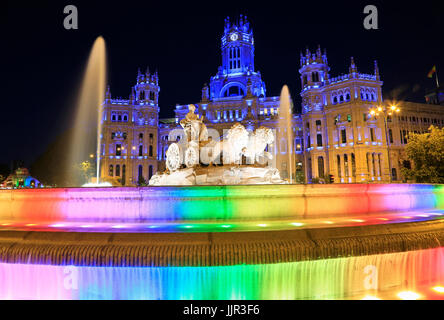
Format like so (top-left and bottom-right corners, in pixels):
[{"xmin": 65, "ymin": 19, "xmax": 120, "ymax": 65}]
[
  {"xmin": 278, "ymin": 85, "xmax": 294, "ymax": 183},
  {"xmin": 68, "ymin": 36, "xmax": 107, "ymax": 186}
]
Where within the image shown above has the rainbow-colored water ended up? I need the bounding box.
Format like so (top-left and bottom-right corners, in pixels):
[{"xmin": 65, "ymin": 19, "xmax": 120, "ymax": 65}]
[{"xmin": 1, "ymin": 247, "xmax": 443, "ymax": 299}]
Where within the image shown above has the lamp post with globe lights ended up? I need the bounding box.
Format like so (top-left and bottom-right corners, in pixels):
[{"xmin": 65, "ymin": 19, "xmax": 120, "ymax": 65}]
[{"xmin": 369, "ymin": 104, "xmax": 400, "ymax": 183}]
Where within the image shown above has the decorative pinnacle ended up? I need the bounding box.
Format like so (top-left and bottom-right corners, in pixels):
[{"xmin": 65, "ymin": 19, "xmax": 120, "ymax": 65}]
[{"xmin": 349, "ymin": 57, "xmax": 357, "ymax": 74}]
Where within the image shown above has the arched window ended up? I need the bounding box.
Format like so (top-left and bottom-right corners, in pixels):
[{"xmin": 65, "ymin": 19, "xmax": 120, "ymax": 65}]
[
  {"xmin": 139, "ymin": 91, "xmax": 145, "ymax": 100},
  {"xmin": 344, "ymin": 154, "xmax": 349, "ymax": 177},
  {"xmin": 317, "ymin": 134, "xmax": 323, "ymax": 147},
  {"xmin": 116, "ymin": 165, "xmax": 120, "ymax": 177},
  {"xmin": 138, "ymin": 165, "xmax": 143, "ymax": 181},
  {"xmin": 388, "ymin": 129, "xmax": 393, "ymax": 144},
  {"xmin": 149, "ymin": 145, "xmax": 153, "ymax": 157},
  {"xmin": 378, "ymin": 154, "xmax": 382, "ymax": 176},
  {"xmin": 333, "ymin": 96, "xmax": 338, "ymax": 104},
  {"xmin": 351, "ymin": 153, "xmax": 356, "ymax": 177},
  {"xmin": 345, "ymin": 93, "xmax": 350, "ymax": 101},
  {"xmin": 109, "ymin": 165, "xmax": 113, "ymax": 177},
  {"xmin": 149, "ymin": 165, "xmax": 153, "ymax": 180},
  {"xmin": 312, "ymin": 72, "xmax": 319, "ymax": 82},
  {"xmin": 317, "ymin": 156, "xmax": 325, "ymax": 178},
  {"xmin": 339, "ymin": 95, "xmax": 344, "ymax": 102},
  {"xmin": 337, "ymin": 155, "xmax": 341, "ymax": 178},
  {"xmin": 139, "ymin": 145, "xmax": 143, "ymax": 156},
  {"xmin": 223, "ymin": 85, "xmax": 245, "ymax": 97},
  {"xmin": 123, "ymin": 115, "xmax": 128, "ymax": 122},
  {"xmin": 122, "ymin": 165, "xmax": 126, "ymax": 185},
  {"xmin": 392, "ymin": 168, "xmax": 397, "ymax": 181}
]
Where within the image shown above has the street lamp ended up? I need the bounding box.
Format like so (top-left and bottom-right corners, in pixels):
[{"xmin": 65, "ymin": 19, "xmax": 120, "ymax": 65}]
[{"xmin": 368, "ymin": 104, "xmax": 401, "ymax": 183}]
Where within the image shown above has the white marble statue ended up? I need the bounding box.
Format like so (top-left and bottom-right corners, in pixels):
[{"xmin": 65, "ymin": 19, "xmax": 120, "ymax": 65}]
[
  {"xmin": 243, "ymin": 126, "xmax": 275, "ymax": 164},
  {"xmin": 149, "ymin": 108, "xmax": 286, "ymax": 185}
]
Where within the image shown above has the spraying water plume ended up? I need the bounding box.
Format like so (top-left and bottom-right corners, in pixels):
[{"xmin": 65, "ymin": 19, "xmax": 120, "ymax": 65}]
[
  {"xmin": 68, "ymin": 36, "xmax": 107, "ymax": 186},
  {"xmin": 278, "ymin": 85, "xmax": 294, "ymax": 183}
]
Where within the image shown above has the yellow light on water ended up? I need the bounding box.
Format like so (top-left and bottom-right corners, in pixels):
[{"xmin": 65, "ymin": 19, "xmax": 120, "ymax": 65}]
[
  {"xmin": 361, "ymin": 295, "xmax": 381, "ymax": 300},
  {"xmin": 397, "ymin": 291, "xmax": 420, "ymax": 300},
  {"xmin": 432, "ymin": 286, "xmax": 444, "ymax": 293},
  {"xmin": 291, "ymin": 222, "xmax": 304, "ymax": 227}
]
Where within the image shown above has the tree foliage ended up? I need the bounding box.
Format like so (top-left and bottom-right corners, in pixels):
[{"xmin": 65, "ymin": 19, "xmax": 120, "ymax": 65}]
[{"xmin": 401, "ymin": 126, "xmax": 444, "ymax": 183}]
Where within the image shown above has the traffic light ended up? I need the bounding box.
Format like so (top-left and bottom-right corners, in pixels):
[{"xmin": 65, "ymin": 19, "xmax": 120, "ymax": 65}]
[{"xmin": 329, "ymin": 174, "xmax": 334, "ymax": 183}]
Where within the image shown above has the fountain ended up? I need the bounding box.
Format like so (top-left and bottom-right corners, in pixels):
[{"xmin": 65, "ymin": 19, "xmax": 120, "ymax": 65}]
[
  {"xmin": 68, "ymin": 36, "xmax": 107, "ymax": 187},
  {"xmin": 1, "ymin": 51, "xmax": 444, "ymax": 299},
  {"xmin": 277, "ymin": 85, "xmax": 294, "ymax": 183}
]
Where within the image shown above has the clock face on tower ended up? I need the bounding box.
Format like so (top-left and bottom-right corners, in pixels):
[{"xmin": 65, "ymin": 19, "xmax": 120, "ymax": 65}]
[{"xmin": 230, "ymin": 33, "xmax": 238, "ymax": 41}]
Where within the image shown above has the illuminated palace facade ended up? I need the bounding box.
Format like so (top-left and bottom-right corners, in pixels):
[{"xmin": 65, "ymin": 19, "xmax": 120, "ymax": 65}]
[{"xmin": 101, "ymin": 16, "xmax": 444, "ymax": 185}]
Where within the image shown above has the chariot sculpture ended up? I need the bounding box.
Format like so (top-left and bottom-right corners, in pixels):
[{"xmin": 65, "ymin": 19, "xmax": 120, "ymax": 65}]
[{"xmin": 150, "ymin": 105, "xmax": 286, "ymax": 185}]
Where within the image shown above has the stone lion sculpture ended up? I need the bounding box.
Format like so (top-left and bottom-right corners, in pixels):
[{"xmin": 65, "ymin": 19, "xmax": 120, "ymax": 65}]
[
  {"xmin": 243, "ymin": 126, "xmax": 275, "ymax": 164},
  {"xmin": 206, "ymin": 123, "xmax": 250, "ymax": 165}
]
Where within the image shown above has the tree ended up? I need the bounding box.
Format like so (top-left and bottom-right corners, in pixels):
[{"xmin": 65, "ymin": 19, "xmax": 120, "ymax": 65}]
[
  {"xmin": 138, "ymin": 175, "xmax": 148, "ymax": 186},
  {"xmin": 401, "ymin": 126, "xmax": 444, "ymax": 183},
  {"xmin": 77, "ymin": 160, "xmax": 96, "ymax": 184}
]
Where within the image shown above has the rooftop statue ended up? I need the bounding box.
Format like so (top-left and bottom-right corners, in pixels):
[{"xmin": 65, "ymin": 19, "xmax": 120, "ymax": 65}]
[{"xmin": 149, "ymin": 105, "xmax": 286, "ymax": 185}]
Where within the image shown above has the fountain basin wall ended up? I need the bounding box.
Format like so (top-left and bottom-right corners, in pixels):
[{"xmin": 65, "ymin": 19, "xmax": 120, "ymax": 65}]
[{"xmin": 0, "ymin": 184, "xmax": 443, "ymax": 222}]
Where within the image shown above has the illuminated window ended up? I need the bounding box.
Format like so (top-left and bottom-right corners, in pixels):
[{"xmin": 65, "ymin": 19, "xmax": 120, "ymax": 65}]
[{"xmin": 109, "ymin": 165, "xmax": 113, "ymax": 177}]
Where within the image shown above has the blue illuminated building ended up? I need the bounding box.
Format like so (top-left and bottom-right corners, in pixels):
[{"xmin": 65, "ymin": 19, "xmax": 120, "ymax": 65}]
[{"xmin": 101, "ymin": 16, "xmax": 444, "ymax": 185}]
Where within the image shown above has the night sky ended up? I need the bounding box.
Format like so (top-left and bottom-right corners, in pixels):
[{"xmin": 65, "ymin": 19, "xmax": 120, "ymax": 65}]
[{"xmin": 2, "ymin": 0, "xmax": 443, "ymax": 168}]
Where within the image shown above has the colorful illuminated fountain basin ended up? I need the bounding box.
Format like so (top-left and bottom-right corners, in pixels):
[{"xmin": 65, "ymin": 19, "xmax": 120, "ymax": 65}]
[
  {"xmin": 0, "ymin": 183, "xmax": 443, "ymax": 300},
  {"xmin": 0, "ymin": 184, "xmax": 443, "ymax": 224}
]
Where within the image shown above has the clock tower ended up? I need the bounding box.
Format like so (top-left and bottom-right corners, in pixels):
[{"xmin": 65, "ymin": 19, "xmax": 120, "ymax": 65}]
[{"xmin": 221, "ymin": 15, "xmax": 255, "ymax": 75}]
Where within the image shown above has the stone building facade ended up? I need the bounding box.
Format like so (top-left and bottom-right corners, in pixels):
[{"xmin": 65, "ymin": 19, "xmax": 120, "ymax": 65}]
[{"xmin": 99, "ymin": 69, "xmax": 160, "ymax": 185}]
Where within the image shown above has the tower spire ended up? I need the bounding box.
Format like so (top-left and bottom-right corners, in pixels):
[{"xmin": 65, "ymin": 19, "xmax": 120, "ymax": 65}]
[
  {"xmin": 349, "ymin": 57, "xmax": 357, "ymax": 74},
  {"xmin": 374, "ymin": 60, "xmax": 380, "ymax": 80},
  {"xmin": 105, "ymin": 85, "xmax": 111, "ymax": 101}
]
